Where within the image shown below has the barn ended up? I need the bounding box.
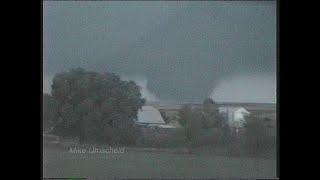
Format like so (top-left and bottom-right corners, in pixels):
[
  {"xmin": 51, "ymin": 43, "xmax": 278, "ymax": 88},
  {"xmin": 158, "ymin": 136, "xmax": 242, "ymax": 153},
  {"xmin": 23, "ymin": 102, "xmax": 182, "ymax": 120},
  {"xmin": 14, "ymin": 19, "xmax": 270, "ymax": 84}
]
[
  {"xmin": 135, "ymin": 106, "xmax": 176, "ymax": 129},
  {"xmin": 219, "ymin": 107, "xmax": 250, "ymax": 133}
]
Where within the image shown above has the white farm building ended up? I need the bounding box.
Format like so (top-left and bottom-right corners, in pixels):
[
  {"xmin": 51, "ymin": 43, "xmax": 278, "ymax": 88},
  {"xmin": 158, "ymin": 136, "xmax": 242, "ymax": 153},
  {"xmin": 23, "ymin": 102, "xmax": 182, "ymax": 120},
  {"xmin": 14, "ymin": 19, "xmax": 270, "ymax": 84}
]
[
  {"xmin": 135, "ymin": 106, "xmax": 177, "ymax": 129},
  {"xmin": 219, "ymin": 107, "xmax": 250, "ymax": 129}
]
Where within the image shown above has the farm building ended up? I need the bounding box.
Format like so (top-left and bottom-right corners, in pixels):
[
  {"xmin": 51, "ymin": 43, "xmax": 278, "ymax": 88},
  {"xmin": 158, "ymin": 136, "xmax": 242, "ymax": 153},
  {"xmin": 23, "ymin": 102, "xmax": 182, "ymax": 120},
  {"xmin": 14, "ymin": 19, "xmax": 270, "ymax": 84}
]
[
  {"xmin": 219, "ymin": 107, "xmax": 250, "ymax": 133},
  {"xmin": 135, "ymin": 106, "xmax": 177, "ymax": 129}
]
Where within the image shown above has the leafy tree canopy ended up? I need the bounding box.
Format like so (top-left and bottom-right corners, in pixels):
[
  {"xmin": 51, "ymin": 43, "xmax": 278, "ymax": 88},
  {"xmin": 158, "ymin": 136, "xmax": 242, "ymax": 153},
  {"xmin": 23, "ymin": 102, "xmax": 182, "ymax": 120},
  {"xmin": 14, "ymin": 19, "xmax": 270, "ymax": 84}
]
[{"xmin": 50, "ymin": 68, "xmax": 145, "ymax": 145}]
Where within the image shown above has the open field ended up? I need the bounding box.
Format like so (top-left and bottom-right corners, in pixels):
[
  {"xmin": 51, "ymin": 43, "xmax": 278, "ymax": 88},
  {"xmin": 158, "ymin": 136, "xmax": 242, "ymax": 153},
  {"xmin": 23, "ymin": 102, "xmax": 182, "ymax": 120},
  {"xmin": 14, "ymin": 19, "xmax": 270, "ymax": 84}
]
[{"xmin": 43, "ymin": 147, "xmax": 276, "ymax": 179}]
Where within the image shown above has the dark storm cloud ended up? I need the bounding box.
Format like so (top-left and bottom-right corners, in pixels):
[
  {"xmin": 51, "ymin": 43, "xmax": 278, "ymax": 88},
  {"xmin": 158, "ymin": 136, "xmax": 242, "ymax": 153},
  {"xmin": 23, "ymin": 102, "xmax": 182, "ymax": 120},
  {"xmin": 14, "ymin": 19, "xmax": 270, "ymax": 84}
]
[{"xmin": 43, "ymin": 1, "xmax": 276, "ymax": 103}]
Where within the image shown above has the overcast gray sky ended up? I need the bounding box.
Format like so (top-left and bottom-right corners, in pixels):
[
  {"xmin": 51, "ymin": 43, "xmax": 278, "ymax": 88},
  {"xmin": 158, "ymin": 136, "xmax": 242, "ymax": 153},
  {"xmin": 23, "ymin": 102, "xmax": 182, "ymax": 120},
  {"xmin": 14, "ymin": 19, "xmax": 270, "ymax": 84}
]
[{"xmin": 43, "ymin": 1, "xmax": 276, "ymax": 103}]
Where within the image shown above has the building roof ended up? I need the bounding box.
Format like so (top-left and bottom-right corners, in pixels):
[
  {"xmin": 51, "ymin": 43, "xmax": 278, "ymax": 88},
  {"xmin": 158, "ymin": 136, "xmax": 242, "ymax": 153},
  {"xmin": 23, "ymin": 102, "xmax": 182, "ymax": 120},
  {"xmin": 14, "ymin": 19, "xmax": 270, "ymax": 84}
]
[
  {"xmin": 147, "ymin": 124, "xmax": 177, "ymax": 128},
  {"xmin": 234, "ymin": 107, "xmax": 250, "ymax": 114},
  {"xmin": 219, "ymin": 107, "xmax": 250, "ymax": 114},
  {"xmin": 136, "ymin": 106, "xmax": 166, "ymax": 124},
  {"xmin": 219, "ymin": 107, "xmax": 250, "ymax": 128}
]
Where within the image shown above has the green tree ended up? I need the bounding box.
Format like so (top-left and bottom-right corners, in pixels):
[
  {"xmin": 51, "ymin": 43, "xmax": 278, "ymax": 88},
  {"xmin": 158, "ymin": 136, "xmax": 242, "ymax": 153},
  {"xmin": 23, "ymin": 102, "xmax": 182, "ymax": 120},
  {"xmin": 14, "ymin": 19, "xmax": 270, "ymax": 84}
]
[
  {"xmin": 243, "ymin": 115, "xmax": 275, "ymax": 154},
  {"xmin": 178, "ymin": 99, "xmax": 229, "ymax": 142},
  {"xmin": 50, "ymin": 68, "xmax": 145, "ymax": 145},
  {"xmin": 43, "ymin": 93, "xmax": 59, "ymax": 130},
  {"xmin": 178, "ymin": 105, "xmax": 202, "ymax": 141},
  {"xmin": 178, "ymin": 105, "xmax": 193, "ymax": 127},
  {"xmin": 203, "ymin": 97, "xmax": 217, "ymax": 113},
  {"xmin": 202, "ymin": 97, "xmax": 227, "ymax": 129}
]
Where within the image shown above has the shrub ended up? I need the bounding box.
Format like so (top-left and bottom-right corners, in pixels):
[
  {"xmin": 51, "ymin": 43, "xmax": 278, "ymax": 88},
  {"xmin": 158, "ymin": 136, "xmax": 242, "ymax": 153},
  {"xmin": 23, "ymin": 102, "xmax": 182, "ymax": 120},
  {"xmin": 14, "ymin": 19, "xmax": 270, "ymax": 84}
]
[{"xmin": 243, "ymin": 115, "xmax": 276, "ymax": 155}]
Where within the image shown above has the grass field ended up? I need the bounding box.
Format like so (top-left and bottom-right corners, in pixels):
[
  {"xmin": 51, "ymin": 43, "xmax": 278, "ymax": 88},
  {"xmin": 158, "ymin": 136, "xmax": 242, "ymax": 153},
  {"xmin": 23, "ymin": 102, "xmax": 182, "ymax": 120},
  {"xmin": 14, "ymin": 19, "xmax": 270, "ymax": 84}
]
[{"xmin": 43, "ymin": 147, "xmax": 276, "ymax": 179}]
